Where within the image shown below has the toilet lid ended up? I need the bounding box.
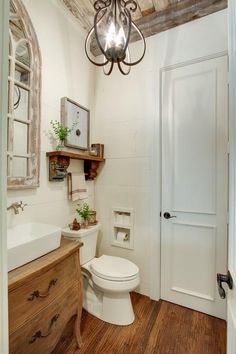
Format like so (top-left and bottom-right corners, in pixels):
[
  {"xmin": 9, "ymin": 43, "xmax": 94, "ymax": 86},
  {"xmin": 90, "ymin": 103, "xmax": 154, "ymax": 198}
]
[{"xmin": 91, "ymin": 255, "xmax": 139, "ymax": 281}]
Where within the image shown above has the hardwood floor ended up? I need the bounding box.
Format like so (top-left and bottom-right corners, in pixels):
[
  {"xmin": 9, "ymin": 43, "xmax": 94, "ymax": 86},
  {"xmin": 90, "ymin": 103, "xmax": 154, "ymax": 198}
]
[{"xmin": 62, "ymin": 293, "xmax": 226, "ymax": 354}]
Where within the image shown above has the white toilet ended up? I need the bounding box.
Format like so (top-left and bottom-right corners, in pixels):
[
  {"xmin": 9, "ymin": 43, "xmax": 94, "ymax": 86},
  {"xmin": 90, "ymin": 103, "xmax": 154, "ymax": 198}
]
[{"xmin": 62, "ymin": 223, "xmax": 140, "ymax": 325}]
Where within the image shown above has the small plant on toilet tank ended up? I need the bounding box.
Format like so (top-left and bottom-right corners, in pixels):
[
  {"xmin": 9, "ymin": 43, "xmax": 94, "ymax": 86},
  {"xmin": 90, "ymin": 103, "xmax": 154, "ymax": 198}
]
[{"xmin": 76, "ymin": 203, "xmax": 91, "ymax": 228}]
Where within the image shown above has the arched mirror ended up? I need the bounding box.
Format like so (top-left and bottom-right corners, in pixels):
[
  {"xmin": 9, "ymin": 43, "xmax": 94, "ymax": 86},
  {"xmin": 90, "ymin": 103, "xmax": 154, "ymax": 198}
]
[{"xmin": 8, "ymin": 0, "xmax": 41, "ymax": 189}]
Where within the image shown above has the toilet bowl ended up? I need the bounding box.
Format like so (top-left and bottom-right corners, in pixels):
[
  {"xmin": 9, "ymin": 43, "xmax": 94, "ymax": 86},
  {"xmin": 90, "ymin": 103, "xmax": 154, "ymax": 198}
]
[
  {"xmin": 82, "ymin": 255, "xmax": 139, "ymax": 325},
  {"xmin": 62, "ymin": 223, "xmax": 140, "ymax": 325}
]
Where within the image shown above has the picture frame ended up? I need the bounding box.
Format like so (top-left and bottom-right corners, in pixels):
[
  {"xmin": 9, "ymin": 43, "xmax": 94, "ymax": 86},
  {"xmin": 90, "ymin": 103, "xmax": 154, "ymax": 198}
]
[
  {"xmin": 61, "ymin": 97, "xmax": 90, "ymax": 150},
  {"xmin": 91, "ymin": 143, "xmax": 104, "ymax": 158}
]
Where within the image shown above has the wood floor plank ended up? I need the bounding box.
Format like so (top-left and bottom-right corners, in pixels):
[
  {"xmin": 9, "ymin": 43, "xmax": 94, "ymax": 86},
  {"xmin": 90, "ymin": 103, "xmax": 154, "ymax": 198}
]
[{"xmin": 63, "ymin": 293, "xmax": 226, "ymax": 354}]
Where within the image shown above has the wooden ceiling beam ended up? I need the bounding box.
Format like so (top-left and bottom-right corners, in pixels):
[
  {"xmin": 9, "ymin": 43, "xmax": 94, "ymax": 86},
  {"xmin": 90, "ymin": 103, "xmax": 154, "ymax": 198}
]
[
  {"xmin": 62, "ymin": 0, "xmax": 144, "ymax": 28},
  {"xmin": 133, "ymin": 0, "xmax": 227, "ymax": 41},
  {"xmin": 137, "ymin": 0, "xmax": 155, "ymax": 16},
  {"xmin": 90, "ymin": 0, "xmax": 227, "ymax": 56},
  {"xmin": 152, "ymin": 0, "xmax": 171, "ymax": 12},
  {"xmin": 62, "ymin": 0, "xmax": 93, "ymax": 31},
  {"xmin": 131, "ymin": 3, "xmax": 143, "ymax": 21}
]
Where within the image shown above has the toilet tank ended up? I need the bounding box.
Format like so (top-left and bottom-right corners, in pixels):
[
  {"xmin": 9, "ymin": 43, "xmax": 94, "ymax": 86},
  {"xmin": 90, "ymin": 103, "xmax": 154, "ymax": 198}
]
[{"xmin": 61, "ymin": 223, "xmax": 101, "ymax": 265}]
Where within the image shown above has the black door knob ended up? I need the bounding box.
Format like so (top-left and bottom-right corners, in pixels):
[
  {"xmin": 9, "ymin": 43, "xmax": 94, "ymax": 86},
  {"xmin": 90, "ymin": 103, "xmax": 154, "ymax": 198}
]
[
  {"xmin": 163, "ymin": 212, "xmax": 177, "ymax": 219},
  {"xmin": 217, "ymin": 271, "xmax": 233, "ymax": 299}
]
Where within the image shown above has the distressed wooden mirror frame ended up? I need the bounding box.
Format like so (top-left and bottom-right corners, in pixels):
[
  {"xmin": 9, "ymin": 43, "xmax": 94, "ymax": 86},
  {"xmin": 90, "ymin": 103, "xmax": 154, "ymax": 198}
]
[{"xmin": 8, "ymin": 0, "xmax": 41, "ymax": 189}]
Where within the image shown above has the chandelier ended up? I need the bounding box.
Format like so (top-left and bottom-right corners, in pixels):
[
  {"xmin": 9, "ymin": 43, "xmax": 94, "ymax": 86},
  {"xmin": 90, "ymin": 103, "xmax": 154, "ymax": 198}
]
[{"xmin": 85, "ymin": 0, "xmax": 146, "ymax": 75}]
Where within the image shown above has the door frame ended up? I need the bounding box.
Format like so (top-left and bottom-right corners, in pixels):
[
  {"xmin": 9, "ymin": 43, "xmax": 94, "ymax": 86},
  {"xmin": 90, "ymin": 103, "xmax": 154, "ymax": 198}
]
[
  {"xmin": 227, "ymin": 0, "xmax": 236, "ymax": 352},
  {"xmin": 0, "ymin": 0, "xmax": 9, "ymax": 352}
]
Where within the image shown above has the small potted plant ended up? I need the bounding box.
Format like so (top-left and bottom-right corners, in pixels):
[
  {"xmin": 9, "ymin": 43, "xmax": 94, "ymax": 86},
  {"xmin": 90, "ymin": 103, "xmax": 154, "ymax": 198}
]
[
  {"xmin": 76, "ymin": 203, "xmax": 91, "ymax": 229},
  {"xmin": 50, "ymin": 120, "xmax": 78, "ymax": 150}
]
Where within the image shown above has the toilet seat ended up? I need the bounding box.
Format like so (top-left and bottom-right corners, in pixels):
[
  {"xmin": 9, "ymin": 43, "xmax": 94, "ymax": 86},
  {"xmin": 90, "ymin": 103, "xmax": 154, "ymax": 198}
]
[{"xmin": 90, "ymin": 255, "xmax": 139, "ymax": 282}]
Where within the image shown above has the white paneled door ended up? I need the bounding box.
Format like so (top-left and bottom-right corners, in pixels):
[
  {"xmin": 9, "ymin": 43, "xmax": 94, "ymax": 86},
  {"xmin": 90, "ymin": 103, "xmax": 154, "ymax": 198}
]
[{"xmin": 161, "ymin": 55, "xmax": 228, "ymax": 319}]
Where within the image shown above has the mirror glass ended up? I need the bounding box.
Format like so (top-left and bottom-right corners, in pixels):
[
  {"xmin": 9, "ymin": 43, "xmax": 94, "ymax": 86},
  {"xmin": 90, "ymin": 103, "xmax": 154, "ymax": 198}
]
[
  {"xmin": 10, "ymin": 18, "xmax": 25, "ymax": 42},
  {"xmin": 12, "ymin": 157, "xmax": 28, "ymax": 177},
  {"xmin": 15, "ymin": 64, "xmax": 30, "ymax": 85},
  {"xmin": 15, "ymin": 41, "xmax": 30, "ymax": 66},
  {"xmin": 13, "ymin": 85, "xmax": 29, "ymax": 120},
  {"xmin": 13, "ymin": 121, "xmax": 28, "ymax": 155}
]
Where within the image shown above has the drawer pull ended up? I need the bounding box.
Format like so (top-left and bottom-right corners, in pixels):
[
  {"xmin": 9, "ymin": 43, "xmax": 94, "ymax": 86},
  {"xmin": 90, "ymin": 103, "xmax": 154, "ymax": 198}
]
[
  {"xmin": 29, "ymin": 314, "xmax": 60, "ymax": 343},
  {"xmin": 27, "ymin": 279, "xmax": 58, "ymax": 301}
]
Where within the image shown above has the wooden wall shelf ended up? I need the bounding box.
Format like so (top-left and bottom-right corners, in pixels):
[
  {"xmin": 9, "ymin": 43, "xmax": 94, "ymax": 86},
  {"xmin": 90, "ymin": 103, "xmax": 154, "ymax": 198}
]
[{"xmin": 46, "ymin": 151, "xmax": 105, "ymax": 181}]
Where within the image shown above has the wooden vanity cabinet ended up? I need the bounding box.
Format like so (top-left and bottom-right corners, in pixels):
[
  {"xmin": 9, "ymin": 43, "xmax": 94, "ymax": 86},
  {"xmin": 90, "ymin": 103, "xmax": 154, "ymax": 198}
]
[{"xmin": 8, "ymin": 239, "xmax": 83, "ymax": 354}]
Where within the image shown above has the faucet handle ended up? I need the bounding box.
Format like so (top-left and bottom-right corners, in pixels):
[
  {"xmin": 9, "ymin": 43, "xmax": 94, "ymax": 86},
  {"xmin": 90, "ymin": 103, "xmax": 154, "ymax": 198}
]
[{"xmin": 19, "ymin": 201, "xmax": 27, "ymax": 210}]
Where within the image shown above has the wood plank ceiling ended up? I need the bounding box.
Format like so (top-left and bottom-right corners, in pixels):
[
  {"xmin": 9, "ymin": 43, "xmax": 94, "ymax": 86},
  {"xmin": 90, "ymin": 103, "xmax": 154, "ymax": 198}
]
[{"xmin": 61, "ymin": 0, "xmax": 227, "ymax": 55}]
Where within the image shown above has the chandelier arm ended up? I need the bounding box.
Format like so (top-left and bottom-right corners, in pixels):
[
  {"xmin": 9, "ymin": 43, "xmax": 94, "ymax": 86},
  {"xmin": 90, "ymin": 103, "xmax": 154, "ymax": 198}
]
[
  {"xmin": 94, "ymin": 8, "xmax": 113, "ymax": 59},
  {"xmin": 114, "ymin": 0, "xmax": 117, "ymax": 26},
  {"xmin": 117, "ymin": 46, "xmax": 131, "ymax": 75},
  {"xmin": 85, "ymin": 27, "xmax": 110, "ymax": 67},
  {"xmin": 122, "ymin": 21, "xmax": 146, "ymax": 66},
  {"xmin": 117, "ymin": 4, "xmax": 131, "ymax": 55},
  {"xmin": 123, "ymin": 0, "xmax": 138, "ymax": 12},
  {"xmin": 94, "ymin": 0, "xmax": 112, "ymax": 11},
  {"xmin": 103, "ymin": 59, "xmax": 115, "ymax": 75},
  {"xmin": 117, "ymin": 60, "xmax": 131, "ymax": 75},
  {"xmin": 125, "ymin": 45, "xmax": 131, "ymax": 65}
]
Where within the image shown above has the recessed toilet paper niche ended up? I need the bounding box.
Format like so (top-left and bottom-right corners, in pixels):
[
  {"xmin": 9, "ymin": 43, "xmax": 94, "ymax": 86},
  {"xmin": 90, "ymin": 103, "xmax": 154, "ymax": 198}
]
[{"xmin": 111, "ymin": 208, "xmax": 134, "ymax": 250}]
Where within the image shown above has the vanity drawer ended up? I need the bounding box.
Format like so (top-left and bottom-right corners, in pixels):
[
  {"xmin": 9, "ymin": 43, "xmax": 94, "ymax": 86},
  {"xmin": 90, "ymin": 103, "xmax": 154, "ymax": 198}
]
[
  {"xmin": 9, "ymin": 252, "xmax": 80, "ymax": 333},
  {"xmin": 9, "ymin": 284, "xmax": 80, "ymax": 354}
]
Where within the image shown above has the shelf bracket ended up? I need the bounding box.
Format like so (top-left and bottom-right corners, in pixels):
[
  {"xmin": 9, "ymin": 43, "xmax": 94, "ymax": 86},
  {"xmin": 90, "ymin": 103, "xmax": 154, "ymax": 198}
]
[
  {"xmin": 48, "ymin": 155, "xmax": 70, "ymax": 181},
  {"xmin": 84, "ymin": 160, "xmax": 100, "ymax": 180}
]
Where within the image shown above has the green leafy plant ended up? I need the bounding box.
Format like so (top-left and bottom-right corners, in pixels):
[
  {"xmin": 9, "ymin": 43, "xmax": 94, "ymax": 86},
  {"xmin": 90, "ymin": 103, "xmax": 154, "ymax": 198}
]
[
  {"xmin": 76, "ymin": 203, "xmax": 91, "ymax": 220},
  {"xmin": 50, "ymin": 120, "xmax": 72, "ymax": 142}
]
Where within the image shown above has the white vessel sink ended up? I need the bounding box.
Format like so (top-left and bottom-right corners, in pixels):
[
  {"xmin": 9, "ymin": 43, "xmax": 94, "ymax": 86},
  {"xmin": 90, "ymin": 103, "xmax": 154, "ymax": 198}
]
[{"xmin": 8, "ymin": 223, "xmax": 61, "ymax": 271}]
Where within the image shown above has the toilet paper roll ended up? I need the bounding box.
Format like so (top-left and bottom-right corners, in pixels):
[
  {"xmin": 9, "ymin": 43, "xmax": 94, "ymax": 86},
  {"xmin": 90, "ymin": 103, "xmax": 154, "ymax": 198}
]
[{"xmin": 117, "ymin": 231, "xmax": 128, "ymax": 242}]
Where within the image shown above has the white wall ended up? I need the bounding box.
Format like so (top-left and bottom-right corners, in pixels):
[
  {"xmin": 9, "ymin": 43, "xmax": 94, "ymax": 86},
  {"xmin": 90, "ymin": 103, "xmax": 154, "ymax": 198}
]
[
  {"xmin": 7, "ymin": 0, "xmax": 95, "ymax": 229},
  {"xmin": 93, "ymin": 10, "xmax": 228, "ymax": 298}
]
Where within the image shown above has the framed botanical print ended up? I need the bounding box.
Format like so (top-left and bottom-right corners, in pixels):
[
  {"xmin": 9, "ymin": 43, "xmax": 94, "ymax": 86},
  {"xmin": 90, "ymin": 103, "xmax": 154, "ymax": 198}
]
[{"xmin": 61, "ymin": 97, "xmax": 90, "ymax": 150}]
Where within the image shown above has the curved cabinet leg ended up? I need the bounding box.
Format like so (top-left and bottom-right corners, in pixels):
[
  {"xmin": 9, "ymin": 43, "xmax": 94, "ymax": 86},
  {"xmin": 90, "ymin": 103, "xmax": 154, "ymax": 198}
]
[
  {"xmin": 75, "ymin": 259, "xmax": 83, "ymax": 349},
  {"xmin": 74, "ymin": 316, "xmax": 82, "ymax": 348}
]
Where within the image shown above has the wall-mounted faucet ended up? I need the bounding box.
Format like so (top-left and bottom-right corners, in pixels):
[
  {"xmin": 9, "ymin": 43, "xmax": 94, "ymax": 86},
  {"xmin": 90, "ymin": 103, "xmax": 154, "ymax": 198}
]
[{"xmin": 7, "ymin": 201, "xmax": 27, "ymax": 214}]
